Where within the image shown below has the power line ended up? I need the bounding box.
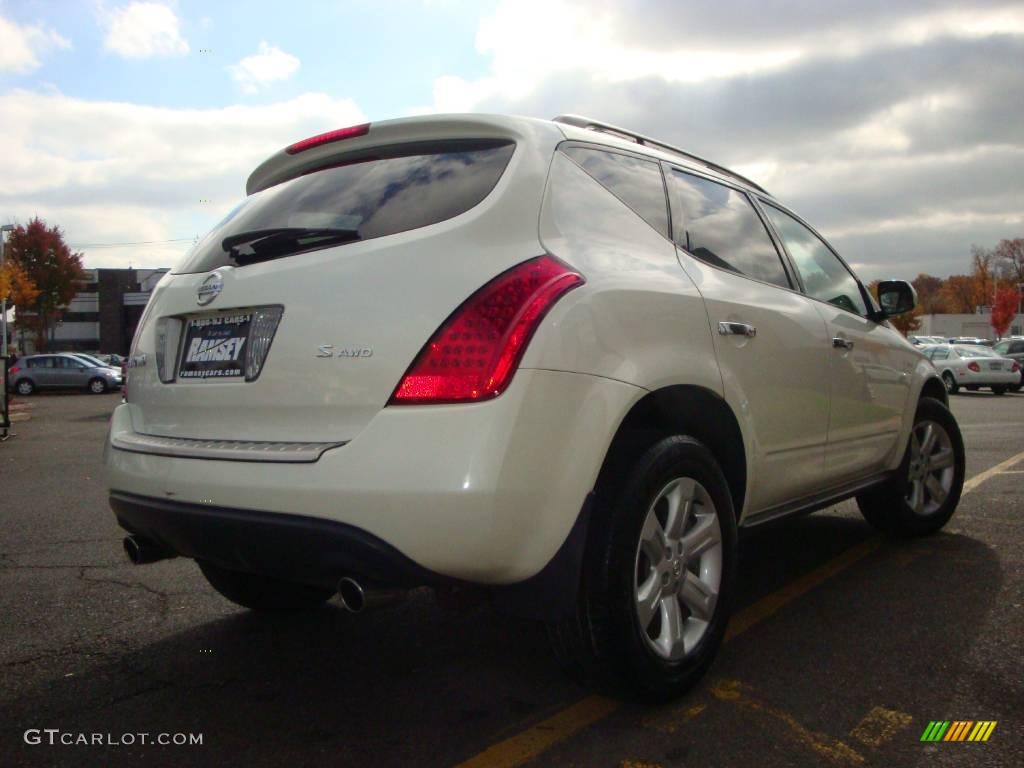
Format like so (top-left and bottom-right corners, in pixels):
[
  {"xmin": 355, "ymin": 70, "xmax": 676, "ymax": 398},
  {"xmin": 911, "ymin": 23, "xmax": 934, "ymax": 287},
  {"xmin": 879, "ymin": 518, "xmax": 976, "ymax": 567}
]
[{"xmin": 69, "ymin": 238, "xmax": 196, "ymax": 249}]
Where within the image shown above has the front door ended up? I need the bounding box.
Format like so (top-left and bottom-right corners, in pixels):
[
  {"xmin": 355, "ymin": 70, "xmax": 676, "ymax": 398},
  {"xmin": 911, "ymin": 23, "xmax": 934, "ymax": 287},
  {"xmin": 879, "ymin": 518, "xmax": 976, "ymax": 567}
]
[{"xmin": 759, "ymin": 202, "xmax": 912, "ymax": 483}]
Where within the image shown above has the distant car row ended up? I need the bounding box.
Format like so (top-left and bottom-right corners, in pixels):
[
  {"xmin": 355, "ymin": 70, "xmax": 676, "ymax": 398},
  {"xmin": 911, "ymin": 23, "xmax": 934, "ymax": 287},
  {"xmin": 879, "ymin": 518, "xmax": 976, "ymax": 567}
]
[
  {"xmin": 6, "ymin": 353, "xmax": 123, "ymax": 395},
  {"xmin": 919, "ymin": 343, "xmax": 1022, "ymax": 395},
  {"xmin": 908, "ymin": 335, "xmax": 1023, "ymax": 347}
]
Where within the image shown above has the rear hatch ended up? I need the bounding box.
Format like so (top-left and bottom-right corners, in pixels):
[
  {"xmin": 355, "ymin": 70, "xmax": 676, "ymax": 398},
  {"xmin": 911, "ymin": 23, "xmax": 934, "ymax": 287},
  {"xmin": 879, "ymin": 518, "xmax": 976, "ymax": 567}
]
[{"xmin": 126, "ymin": 115, "xmax": 561, "ymax": 443}]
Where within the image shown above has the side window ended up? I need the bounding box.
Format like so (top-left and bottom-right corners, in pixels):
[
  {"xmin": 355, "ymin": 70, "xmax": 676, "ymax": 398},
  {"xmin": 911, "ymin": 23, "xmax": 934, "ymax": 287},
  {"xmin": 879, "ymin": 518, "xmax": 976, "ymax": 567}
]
[
  {"xmin": 27, "ymin": 358, "xmax": 40, "ymax": 368},
  {"xmin": 1012, "ymin": 342, "xmax": 1024, "ymax": 354},
  {"xmin": 668, "ymin": 170, "xmax": 791, "ymax": 288},
  {"xmin": 762, "ymin": 204, "xmax": 868, "ymax": 316},
  {"xmin": 931, "ymin": 348, "xmax": 950, "ymax": 360},
  {"xmin": 560, "ymin": 146, "xmax": 669, "ymax": 237}
]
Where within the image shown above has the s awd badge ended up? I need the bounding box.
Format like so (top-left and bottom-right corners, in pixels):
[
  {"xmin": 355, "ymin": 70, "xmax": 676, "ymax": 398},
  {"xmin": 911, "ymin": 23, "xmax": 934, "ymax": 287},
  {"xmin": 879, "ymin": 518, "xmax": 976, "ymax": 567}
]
[{"xmin": 316, "ymin": 345, "xmax": 373, "ymax": 359}]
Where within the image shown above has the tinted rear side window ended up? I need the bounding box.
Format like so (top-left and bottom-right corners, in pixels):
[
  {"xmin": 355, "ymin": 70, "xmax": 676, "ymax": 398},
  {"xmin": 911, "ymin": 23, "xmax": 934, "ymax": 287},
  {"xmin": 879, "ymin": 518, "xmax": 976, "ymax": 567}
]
[
  {"xmin": 668, "ymin": 170, "xmax": 790, "ymax": 288},
  {"xmin": 561, "ymin": 146, "xmax": 669, "ymax": 237},
  {"xmin": 176, "ymin": 141, "xmax": 515, "ymax": 274}
]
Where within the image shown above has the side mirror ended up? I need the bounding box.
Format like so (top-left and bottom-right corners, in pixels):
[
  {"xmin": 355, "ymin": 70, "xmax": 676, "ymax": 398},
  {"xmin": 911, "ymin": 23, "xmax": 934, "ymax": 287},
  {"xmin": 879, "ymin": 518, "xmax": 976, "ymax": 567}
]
[{"xmin": 876, "ymin": 279, "xmax": 916, "ymax": 317}]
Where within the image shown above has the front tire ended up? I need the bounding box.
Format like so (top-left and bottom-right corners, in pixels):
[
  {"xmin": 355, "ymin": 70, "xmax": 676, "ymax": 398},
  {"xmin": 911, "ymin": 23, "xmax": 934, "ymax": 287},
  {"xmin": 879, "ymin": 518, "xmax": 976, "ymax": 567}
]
[
  {"xmin": 942, "ymin": 371, "xmax": 958, "ymax": 395},
  {"xmin": 198, "ymin": 561, "xmax": 334, "ymax": 613},
  {"xmin": 548, "ymin": 436, "xmax": 738, "ymax": 701},
  {"xmin": 88, "ymin": 377, "xmax": 107, "ymax": 394},
  {"xmin": 857, "ymin": 397, "xmax": 965, "ymax": 537}
]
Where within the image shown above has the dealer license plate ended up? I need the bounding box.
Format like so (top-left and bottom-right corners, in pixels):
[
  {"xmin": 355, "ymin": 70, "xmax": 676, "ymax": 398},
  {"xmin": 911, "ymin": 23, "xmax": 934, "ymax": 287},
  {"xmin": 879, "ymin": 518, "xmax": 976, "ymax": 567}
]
[{"xmin": 179, "ymin": 313, "xmax": 252, "ymax": 379}]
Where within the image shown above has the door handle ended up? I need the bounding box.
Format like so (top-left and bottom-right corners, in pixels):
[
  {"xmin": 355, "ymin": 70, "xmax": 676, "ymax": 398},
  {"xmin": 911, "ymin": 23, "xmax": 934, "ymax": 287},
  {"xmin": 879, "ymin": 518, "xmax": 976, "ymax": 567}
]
[
  {"xmin": 832, "ymin": 337, "xmax": 855, "ymax": 350},
  {"xmin": 718, "ymin": 321, "xmax": 757, "ymax": 338}
]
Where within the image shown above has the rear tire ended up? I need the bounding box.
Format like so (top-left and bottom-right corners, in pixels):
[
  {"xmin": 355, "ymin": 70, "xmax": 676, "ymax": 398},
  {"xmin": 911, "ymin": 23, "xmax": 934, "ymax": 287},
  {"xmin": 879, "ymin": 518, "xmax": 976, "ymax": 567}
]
[
  {"xmin": 198, "ymin": 561, "xmax": 334, "ymax": 613},
  {"xmin": 15, "ymin": 379, "xmax": 34, "ymax": 396},
  {"xmin": 991, "ymin": 385, "xmax": 1006, "ymax": 395},
  {"xmin": 942, "ymin": 371, "xmax": 958, "ymax": 395},
  {"xmin": 857, "ymin": 397, "xmax": 964, "ymax": 537},
  {"xmin": 547, "ymin": 436, "xmax": 737, "ymax": 701},
  {"xmin": 88, "ymin": 377, "xmax": 107, "ymax": 394}
]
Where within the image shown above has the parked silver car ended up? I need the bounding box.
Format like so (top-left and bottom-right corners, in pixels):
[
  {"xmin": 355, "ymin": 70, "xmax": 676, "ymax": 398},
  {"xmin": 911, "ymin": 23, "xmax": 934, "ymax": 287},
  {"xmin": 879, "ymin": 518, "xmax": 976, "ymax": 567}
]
[
  {"xmin": 7, "ymin": 353, "xmax": 122, "ymax": 395},
  {"xmin": 922, "ymin": 344, "xmax": 1021, "ymax": 395}
]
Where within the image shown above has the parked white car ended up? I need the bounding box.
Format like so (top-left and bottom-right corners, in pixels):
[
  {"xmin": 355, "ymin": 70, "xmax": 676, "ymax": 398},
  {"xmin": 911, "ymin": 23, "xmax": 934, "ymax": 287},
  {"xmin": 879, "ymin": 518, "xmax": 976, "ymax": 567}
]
[
  {"xmin": 106, "ymin": 114, "xmax": 964, "ymax": 699},
  {"xmin": 922, "ymin": 344, "xmax": 1021, "ymax": 395}
]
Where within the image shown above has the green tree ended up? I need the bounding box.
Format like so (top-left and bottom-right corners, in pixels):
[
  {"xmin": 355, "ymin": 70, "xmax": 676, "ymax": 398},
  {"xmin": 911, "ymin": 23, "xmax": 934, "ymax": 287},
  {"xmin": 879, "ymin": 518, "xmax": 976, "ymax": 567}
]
[{"xmin": 5, "ymin": 218, "xmax": 85, "ymax": 351}]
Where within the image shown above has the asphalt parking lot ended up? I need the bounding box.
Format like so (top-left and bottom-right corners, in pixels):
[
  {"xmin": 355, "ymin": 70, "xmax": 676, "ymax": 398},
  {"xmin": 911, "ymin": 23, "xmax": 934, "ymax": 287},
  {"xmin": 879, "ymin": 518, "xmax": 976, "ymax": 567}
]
[{"xmin": 1, "ymin": 391, "xmax": 1022, "ymax": 767}]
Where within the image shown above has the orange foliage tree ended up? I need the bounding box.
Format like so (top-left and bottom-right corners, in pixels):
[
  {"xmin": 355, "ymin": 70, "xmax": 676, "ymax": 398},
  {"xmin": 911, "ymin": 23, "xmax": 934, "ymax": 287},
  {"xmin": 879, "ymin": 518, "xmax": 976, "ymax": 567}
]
[
  {"xmin": 4, "ymin": 218, "xmax": 85, "ymax": 351},
  {"xmin": 991, "ymin": 286, "xmax": 1021, "ymax": 339}
]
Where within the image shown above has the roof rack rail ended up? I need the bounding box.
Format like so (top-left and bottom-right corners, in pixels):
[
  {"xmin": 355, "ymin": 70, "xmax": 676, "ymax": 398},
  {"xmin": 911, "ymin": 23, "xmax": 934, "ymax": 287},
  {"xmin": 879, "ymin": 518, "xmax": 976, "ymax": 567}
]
[{"xmin": 552, "ymin": 114, "xmax": 769, "ymax": 195}]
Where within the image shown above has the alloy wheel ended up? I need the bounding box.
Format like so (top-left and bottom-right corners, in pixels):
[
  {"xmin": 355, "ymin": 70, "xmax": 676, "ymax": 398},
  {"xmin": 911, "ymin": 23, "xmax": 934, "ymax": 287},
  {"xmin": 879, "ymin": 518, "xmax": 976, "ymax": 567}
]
[
  {"xmin": 633, "ymin": 477, "xmax": 723, "ymax": 661},
  {"xmin": 906, "ymin": 420, "xmax": 956, "ymax": 516}
]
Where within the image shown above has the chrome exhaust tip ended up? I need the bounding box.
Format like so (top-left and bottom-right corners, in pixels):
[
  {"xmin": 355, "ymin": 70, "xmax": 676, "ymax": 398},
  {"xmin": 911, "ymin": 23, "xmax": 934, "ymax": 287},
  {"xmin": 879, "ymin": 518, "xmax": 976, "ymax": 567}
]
[{"xmin": 337, "ymin": 577, "xmax": 404, "ymax": 613}]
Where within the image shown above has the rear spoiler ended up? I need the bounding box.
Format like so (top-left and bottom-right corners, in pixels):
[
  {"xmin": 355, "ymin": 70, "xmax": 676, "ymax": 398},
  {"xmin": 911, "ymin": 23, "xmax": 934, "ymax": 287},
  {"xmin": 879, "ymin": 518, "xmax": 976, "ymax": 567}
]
[{"xmin": 245, "ymin": 114, "xmax": 561, "ymax": 196}]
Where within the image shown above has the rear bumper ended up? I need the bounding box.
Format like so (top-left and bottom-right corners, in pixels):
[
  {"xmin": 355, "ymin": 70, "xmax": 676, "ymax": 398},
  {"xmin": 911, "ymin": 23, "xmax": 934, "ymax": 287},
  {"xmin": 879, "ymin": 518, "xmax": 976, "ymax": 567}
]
[
  {"xmin": 111, "ymin": 491, "xmax": 442, "ymax": 590},
  {"xmin": 956, "ymin": 370, "xmax": 1019, "ymax": 385},
  {"xmin": 106, "ymin": 368, "xmax": 643, "ymax": 584}
]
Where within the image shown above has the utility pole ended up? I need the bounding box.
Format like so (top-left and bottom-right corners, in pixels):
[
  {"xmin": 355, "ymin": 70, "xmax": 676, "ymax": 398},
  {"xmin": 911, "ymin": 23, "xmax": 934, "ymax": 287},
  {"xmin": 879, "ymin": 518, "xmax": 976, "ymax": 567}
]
[{"xmin": 0, "ymin": 224, "xmax": 15, "ymax": 355}]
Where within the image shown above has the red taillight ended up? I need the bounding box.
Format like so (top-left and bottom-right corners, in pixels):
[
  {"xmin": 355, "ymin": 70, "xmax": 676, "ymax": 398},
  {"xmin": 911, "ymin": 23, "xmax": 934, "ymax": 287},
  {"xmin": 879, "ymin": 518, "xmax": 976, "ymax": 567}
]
[
  {"xmin": 389, "ymin": 255, "xmax": 584, "ymax": 405},
  {"xmin": 1012, "ymin": 362, "xmax": 1020, "ymax": 373},
  {"xmin": 967, "ymin": 361, "xmax": 981, "ymax": 372},
  {"xmin": 8, "ymin": 365, "xmax": 20, "ymax": 374},
  {"xmin": 285, "ymin": 123, "xmax": 370, "ymax": 155}
]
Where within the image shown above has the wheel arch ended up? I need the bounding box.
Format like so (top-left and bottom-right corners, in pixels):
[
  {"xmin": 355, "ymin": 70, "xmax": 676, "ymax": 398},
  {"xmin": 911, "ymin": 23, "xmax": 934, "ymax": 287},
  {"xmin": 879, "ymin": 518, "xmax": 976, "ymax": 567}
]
[
  {"xmin": 594, "ymin": 385, "xmax": 747, "ymax": 519},
  {"xmin": 919, "ymin": 375, "xmax": 948, "ymax": 405}
]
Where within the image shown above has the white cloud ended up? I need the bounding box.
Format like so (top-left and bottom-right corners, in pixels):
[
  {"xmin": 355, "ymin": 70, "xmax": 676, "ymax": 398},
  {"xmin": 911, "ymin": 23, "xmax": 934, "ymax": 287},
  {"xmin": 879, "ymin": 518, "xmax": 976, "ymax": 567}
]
[
  {"xmin": 229, "ymin": 42, "xmax": 301, "ymax": 94},
  {"xmin": 419, "ymin": 0, "xmax": 1024, "ymax": 280},
  {"xmin": 0, "ymin": 15, "xmax": 70, "ymax": 73},
  {"xmin": 102, "ymin": 2, "xmax": 189, "ymax": 59},
  {"xmin": 0, "ymin": 89, "xmax": 366, "ymax": 269}
]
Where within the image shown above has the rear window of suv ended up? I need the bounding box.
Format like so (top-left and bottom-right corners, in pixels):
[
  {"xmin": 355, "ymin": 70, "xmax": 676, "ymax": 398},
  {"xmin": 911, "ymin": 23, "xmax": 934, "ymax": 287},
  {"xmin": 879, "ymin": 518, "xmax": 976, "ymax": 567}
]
[{"xmin": 175, "ymin": 140, "xmax": 516, "ymax": 274}]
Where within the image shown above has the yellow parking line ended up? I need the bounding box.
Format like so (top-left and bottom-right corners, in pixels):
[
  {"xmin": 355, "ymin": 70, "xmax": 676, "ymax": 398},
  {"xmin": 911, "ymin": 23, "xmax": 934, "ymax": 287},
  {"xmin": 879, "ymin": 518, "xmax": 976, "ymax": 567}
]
[
  {"xmin": 454, "ymin": 696, "xmax": 618, "ymax": 768},
  {"xmin": 710, "ymin": 680, "xmax": 865, "ymax": 766},
  {"xmin": 454, "ymin": 454, "xmax": 1013, "ymax": 767},
  {"xmin": 848, "ymin": 705, "xmax": 913, "ymax": 748},
  {"xmin": 962, "ymin": 449, "xmax": 1024, "ymax": 493},
  {"xmin": 725, "ymin": 536, "xmax": 882, "ymax": 642}
]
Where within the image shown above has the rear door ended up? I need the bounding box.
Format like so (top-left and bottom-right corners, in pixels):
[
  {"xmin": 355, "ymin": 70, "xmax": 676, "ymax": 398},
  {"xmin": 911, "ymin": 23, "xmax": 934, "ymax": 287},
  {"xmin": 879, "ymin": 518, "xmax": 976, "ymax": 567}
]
[
  {"xmin": 30, "ymin": 356, "xmax": 57, "ymax": 387},
  {"xmin": 665, "ymin": 168, "xmax": 831, "ymax": 514},
  {"xmin": 759, "ymin": 202, "xmax": 912, "ymax": 484}
]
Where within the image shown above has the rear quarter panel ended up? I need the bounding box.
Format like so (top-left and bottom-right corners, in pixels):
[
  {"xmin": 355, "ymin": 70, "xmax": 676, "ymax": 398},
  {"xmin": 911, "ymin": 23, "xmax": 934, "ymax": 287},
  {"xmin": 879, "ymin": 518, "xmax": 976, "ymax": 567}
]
[{"xmin": 527, "ymin": 152, "xmax": 722, "ymax": 397}]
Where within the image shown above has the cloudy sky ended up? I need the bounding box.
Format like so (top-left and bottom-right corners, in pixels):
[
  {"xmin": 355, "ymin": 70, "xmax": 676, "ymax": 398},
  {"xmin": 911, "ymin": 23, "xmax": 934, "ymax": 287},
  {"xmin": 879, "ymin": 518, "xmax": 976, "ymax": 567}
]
[{"xmin": 1, "ymin": 0, "xmax": 1021, "ymax": 281}]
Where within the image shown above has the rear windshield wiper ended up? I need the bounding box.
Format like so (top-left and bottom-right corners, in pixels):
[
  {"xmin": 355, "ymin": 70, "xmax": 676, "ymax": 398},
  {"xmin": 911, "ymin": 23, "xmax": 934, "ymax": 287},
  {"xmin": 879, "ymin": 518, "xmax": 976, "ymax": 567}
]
[{"xmin": 221, "ymin": 227, "xmax": 361, "ymax": 265}]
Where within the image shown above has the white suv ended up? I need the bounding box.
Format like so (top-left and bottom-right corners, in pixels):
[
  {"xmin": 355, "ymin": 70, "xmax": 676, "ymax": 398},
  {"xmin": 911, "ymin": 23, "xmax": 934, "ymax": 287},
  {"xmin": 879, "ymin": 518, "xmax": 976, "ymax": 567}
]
[{"xmin": 106, "ymin": 114, "xmax": 965, "ymax": 699}]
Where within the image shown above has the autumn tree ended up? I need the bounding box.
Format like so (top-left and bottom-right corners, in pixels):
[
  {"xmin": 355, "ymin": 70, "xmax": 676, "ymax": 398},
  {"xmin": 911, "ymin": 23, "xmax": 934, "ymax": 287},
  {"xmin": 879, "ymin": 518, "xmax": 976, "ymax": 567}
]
[
  {"xmin": 939, "ymin": 274, "xmax": 980, "ymax": 314},
  {"xmin": 994, "ymin": 238, "xmax": 1024, "ymax": 284},
  {"xmin": 868, "ymin": 280, "xmax": 923, "ymax": 334},
  {"xmin": 911, "ymin": 273, "xmax": 947, "ymax": 314},
  {"xmin": 971, "ymin": 244, "xmax": 996, "ymax": 307},
  {"xmin": 991, "ymin": 287, "xmax": 1021, "ymax": 339},
  {"xmin": 0, "ymin": 260, "xmax": 40, "ymax": 309},
  {"xmin": 4, "ymin": 218, "xmax": 85, "ymax": 351}
]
